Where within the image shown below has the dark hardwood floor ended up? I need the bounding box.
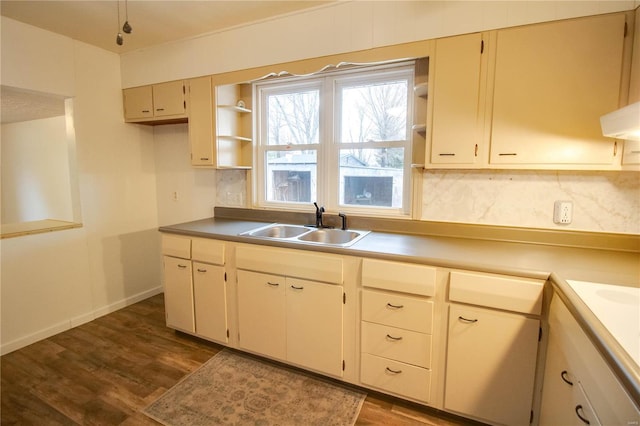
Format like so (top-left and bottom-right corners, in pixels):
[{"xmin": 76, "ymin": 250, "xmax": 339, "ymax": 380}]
[{"xmin": 1, "ymin": 294, "xmax": 472, "ymax": 425}]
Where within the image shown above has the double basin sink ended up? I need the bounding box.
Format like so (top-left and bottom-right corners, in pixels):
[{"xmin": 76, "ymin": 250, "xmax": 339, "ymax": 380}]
[{"xmin": 240, "ymin": 223, "xmax": 370, "ymax": 247}]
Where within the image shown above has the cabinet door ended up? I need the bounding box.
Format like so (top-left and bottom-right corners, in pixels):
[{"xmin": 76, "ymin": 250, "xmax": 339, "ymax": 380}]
[
  {"xmin": 153, "ymin": 80, "xmax": 186, "ymax": 117},
  {"xmin": 123, "ymin": 86, "xmax": 153, "ymax": 120},
  {"xmin": 286, "ymin": 278, "xmax": 343, "ymax": 377},
  {"xmin": 237, "ymin": 270, "xmax": 286, "ymax": 360},
  {"xmin": 539, "ymin": 329, "xmax": 577, "ymax": 425},
  {"xmin": 193, "ymin": 262, "xmax": 227, "ymax": 343},
  {"xmin": 429, "ymin": 32, "xmax": 486, "ymax": 165},
  {"xmin": 163, "ymin": 256, "xmax": 195, "ymax": 333},
  {"xmin": 188, "ymin": 77, "xmax": 216, "ymax": 167},
  {"xmin": 444, "ymin": 305, "xmax": 539, "ymax": 425},
  {"xmin": 490, "ymin": 14, "xmax": 626, "ymax": 167}
]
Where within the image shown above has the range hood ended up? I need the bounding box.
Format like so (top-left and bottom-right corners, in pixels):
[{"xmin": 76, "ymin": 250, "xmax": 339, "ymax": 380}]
[{"xmin": 600, "ymin": 101, "xmax": 640, "ymax": 141}]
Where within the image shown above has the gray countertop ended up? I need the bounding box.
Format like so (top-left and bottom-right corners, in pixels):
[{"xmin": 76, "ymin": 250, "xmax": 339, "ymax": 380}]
[{"xmin": 159, "ymin": 216, "xmax": 640, "ymax": 406}]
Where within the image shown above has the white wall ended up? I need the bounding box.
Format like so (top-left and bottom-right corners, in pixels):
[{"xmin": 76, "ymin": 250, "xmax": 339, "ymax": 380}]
[
  {"xmin": 1, "ymin": 116, "xmax": 74, "ymax": 223},
  {"xmin": 0, "ymin": 18, "xmax": 162, "ymax": 354},
  {"xmin": 121, "ymin": 1, "xmax": 635, "ymax": 87}
]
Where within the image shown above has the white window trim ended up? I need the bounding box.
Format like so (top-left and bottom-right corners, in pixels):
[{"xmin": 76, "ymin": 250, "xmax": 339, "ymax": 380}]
[{"xmin": 253, "ymin": 62, "xmax": 415, "ymax": 218}]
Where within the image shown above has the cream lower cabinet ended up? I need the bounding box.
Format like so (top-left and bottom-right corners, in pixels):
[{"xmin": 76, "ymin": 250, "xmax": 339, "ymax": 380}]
[
  {"xmin": 163, "ymin": 255, "xmax": 195, "ymax": 333},
  {"xmin": 444, "ymin": 271, "xmax": 544, "ymax": 426},
  {"xmin": 161, "ymin": 234, "xmax": 228, "ymax": 343},
  {"xmin": 539, "ymin": 295, "xmax": 639, "ymax": 426},
  {"xmin": 235, "ymin": 245, "xmax": 344, "ymax": 378},
  {"xmin": 359, "ymin": 258, "xmax": 437, "ymax": 403}
]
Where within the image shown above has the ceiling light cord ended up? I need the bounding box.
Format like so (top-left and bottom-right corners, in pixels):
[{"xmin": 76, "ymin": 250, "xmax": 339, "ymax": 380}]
[
  {"xmin": 116, "ymin": 0, "xmax": 123, "ymax": 46},
  {"xmin": 123, "ymin": 0, "xmax": 132, "ymax": 34}
]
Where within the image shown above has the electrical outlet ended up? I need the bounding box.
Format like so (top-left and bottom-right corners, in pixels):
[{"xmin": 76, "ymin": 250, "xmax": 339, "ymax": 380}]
[{"xmin": 553, "ymin": 200, "xmax": 572, "ymax": 224}]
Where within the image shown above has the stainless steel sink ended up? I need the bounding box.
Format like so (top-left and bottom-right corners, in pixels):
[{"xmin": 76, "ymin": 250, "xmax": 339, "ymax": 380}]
[
  {"xmin": 244, "ymin": 224, "xmax": 310, "ymax": 239},
  {"xmin": 240, "ymin": 223, "xmax": 369, "ymax": 247},
  {"xmin": 297, "ymin": 228, "xmax": 367, "ymax": 246}
]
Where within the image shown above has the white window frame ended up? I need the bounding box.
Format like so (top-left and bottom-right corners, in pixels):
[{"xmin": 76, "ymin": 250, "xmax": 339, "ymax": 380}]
[{"xmin": 254, "ymin": 62, "xmax": 415, "ymax": 218}]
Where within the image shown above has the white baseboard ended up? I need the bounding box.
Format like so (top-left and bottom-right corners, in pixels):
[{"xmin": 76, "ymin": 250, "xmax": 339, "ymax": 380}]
[{"xmin": 1, "ymin": 286, "xmax": 163, "ymax": 356}]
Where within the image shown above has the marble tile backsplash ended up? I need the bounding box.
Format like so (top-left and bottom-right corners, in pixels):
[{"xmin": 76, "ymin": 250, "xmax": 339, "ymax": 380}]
[
  {"xmin": 215, "ymin": 169, "xmax": 639, "ymax": 235},
  {"xmin": 422, "ymin": 170, "xmax": 639, "ymax": 235}
]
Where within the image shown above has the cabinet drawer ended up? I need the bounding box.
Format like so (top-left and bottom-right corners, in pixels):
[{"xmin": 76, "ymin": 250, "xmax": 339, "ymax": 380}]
[
  {"xmin": 361, "ymin": 289, "xmax": 433, "ymax": 334},
  {"xmin": 161, "ymin": 234, "xmax": 191, "ymax": 259},
  {"xmin": 362, "ymin": 258, "xmax": 436, "ymax": 296},
  {"xmin": 236, "ymin": 245, "xmax": 342, "ymax": 284},
  {"xmin": 192, "ymin": 238, "xmax": 225, "ymax": 265},
  {"xmin": 361, "ymin": 353, "xmax": 431, "ymax": 403},
  {"xmin": 361, "ymin": 321, "xmax": 431, "ymax": 368},
  {"xmin": 449, "ymin": 271, "xmax": 544, "ymax": 315}
]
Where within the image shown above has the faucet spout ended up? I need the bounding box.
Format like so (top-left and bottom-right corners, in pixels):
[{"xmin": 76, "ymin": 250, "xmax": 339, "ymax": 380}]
[{"xmin": 313, "ymin": 202, "xmax": 325, "ymax": 228}]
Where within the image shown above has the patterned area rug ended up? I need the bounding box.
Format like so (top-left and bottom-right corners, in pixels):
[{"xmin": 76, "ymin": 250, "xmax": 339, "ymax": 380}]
[{"xmin": 143, "ymin": 349, "xmax": 366, "ymax": 425}]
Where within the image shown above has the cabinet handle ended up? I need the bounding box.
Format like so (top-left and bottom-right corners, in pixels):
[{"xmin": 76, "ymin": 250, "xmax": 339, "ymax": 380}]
[
  {"xmin": 575, "ymin": 405, "xmax": 590, "ymax": 425},
  {"xmin": 631, "ymin": 150, "xmax": 640, "ymax": 154},
  {"xmin": 290, "ymin": 285, "xmax": 304, "ymax": 290},
  {"xmin": 200, "ymin": 157, "xmax": 210, "ymax": 161},
  {"xmin": 197, "ymin": 268, "xmax": 207, "ymax": 273},
  {"xmin": 267, "ymin": 281, "xmax": 280, "ymax": 287},
  {"xmin": 458, "ymin": 316, "xmax": 478, "ymax": 323},
  {"xmin": 385, "ymin": 367, "xmax": 402, "ymax": 374},
  {"xmin": 386, "ymin": 303, "xmax": 404, "ymax": 309},
  {"xmin": 156, "ymin": 108, "xmax": 165, "ymax": 112},
  {"xmin": 560, "ymin": 370, "xmax": 573, "ymax": 386},
  {"xmin": 177, "ymin": 264, "xmax": 187, "ymax": 269},
  {"xmin": 386, "ymin": 334, "xmax": 403, "ymax": 341},
  {"xmin": 499, "ymin": 153, "xmax": 517, "ymax": 156},
  {"xmin": 142, "ymin": 109, "xmax": 150, "ymax": 113},
  {"xmin": 474, "ymin": 144, "xmax": 478, "ymax": 157},
  {"xmin": 439, "ymin": 153, "xmax": 455, "ymax": 156}
]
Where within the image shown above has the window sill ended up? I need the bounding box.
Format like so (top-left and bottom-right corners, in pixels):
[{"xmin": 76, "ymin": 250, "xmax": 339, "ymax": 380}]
[{"xmin": 1, "ymin": 219, "xmax": 83, "ymax": 239}]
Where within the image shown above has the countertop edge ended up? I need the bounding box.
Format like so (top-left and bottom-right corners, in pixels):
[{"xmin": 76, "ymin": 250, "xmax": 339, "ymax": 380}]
[{"xmin": 549, "ymin": 272, "xmax": 640, "ymax": 408}]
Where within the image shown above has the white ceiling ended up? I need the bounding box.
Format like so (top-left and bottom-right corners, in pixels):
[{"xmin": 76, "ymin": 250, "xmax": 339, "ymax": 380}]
[{"xmin": 0, "ymin": 0, "xmax": 334, "ymax": 54}]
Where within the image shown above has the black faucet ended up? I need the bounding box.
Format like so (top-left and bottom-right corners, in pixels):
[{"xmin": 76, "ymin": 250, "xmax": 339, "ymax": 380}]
[
  {"xmin": 313, "ymin": 202, "xmax": 325, "ymax": 228},
  {"xmin": 338, "ymin": 212, "xmax": 347, "ymax": 230}
]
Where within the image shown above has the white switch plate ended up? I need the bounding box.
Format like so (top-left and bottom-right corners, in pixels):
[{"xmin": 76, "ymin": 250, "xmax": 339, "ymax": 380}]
[{"xmin": 553, "ymin": 200, "xmax": 572, "ymax": 224}]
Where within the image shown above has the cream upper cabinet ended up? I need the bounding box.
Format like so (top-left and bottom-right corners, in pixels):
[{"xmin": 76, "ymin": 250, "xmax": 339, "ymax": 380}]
[
  {"xmin": 122, "ymin": 85, "xmax": 153, "ymax": 120},
  {"xmin": 188, "ymin": 77, "xmax": 216, "ymax": 167},
  {"xmin": 123, "ymin": 80, "xmax": 187, "ymax": 123},
  {"xmin": 427, "ymin": 32, "xmax": 490, "ymax": 167},
  {"xmin": 489, "ymin": 13, "xmax": 627, "ymax": 169}
]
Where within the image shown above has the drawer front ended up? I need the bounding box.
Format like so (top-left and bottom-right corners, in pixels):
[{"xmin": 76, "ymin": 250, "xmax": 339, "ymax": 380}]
[
  {"xmin": 361, "ymin": 353, "xmax": 431, "ymax": 403},
  {"xmin": 362, "ymin": 289, "xmax": 433, "ymax": 334},
  {"xmin": 236, "ymin": 244, "xmax": 342, "ymax": 284},
  {"xmin": 362, "ymin": 258, "xmax": 436, "ymax": 296},
  {"xmin": 192, "ymin": 238, "xmax": 225, "ymax": 265},
  {"xmin": 449, "ymin": 271, "xmax": 544, "ymax": 315},
  {"xmin": 161, "ymin": 234, "xmax": 191, "ymax": 259},
  {"xmin": 361, "ymin": 321, "xmax": 432, "ymax": 368}
]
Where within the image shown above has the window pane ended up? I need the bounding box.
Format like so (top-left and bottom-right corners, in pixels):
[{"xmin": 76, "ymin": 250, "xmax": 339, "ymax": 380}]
[
  {"xmin": 266, "ymin": 150, "xmax": 317, "ymax": 203},
  {"xmin": 339, "ymin": 148, "xmax": 404, "ymax": 208},
  {"xmin": 267, "ymin": 89, "xmax": 319, "ymax": 145},
  {"xmin": 340, "ymin": 80, "xmax": 408, "ymax": 143}
]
